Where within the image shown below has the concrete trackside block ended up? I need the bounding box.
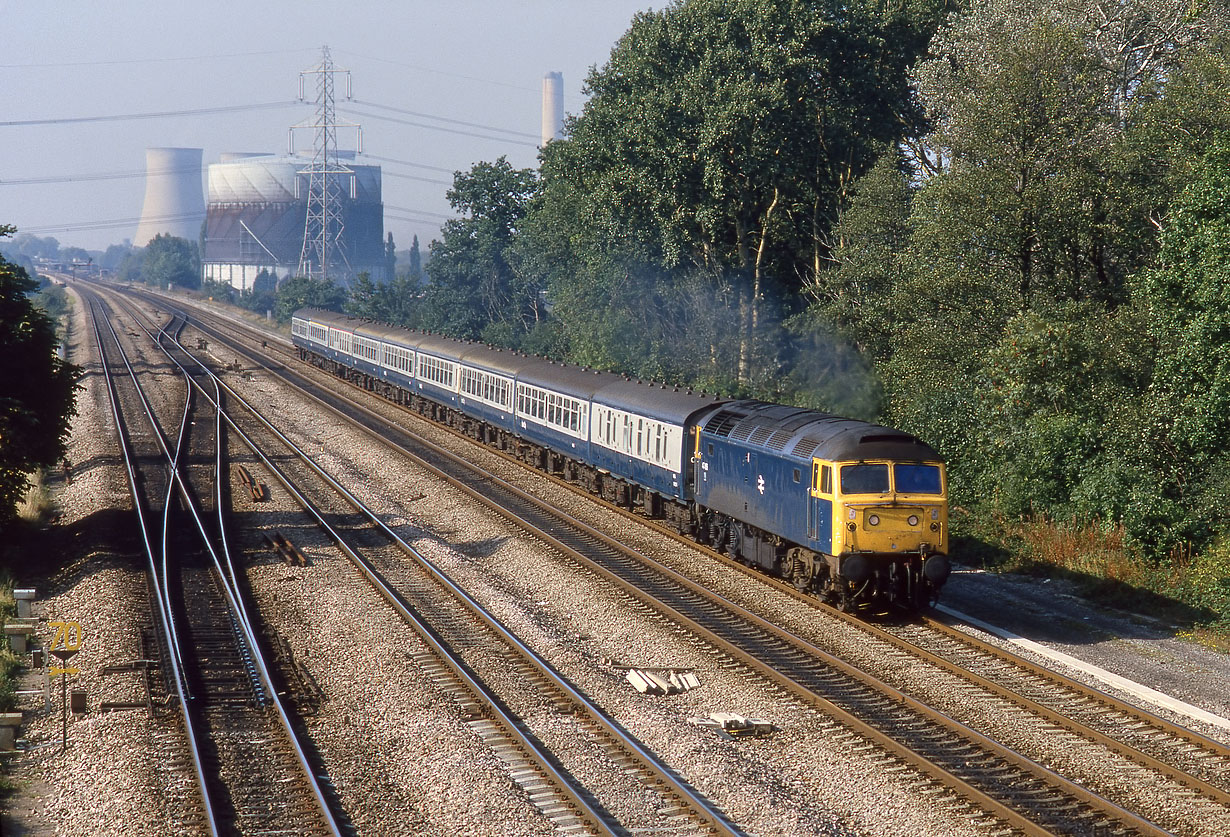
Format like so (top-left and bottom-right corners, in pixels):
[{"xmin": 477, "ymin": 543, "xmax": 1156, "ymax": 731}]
[
  {"xmin": 623, "ymin": 667, "xmax": 702, "ymax": 696},
  {"xmin": 0, "ymin": 713, "xmax": 22, "ymax": 751},
  {"xmin": 4, "ymin": 622, "xmax": 36, "ymax": 654},
  {"xmin": 13, "ymin": 589, "xmax": 35, "ymax": 619},
  {"xmin": 626, "ymin": 670, "xmax": 656, "ymax": 694}
]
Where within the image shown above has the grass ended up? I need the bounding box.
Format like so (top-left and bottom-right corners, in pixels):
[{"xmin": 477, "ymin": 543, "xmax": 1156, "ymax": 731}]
[
  {"xmin": 0, "ymin": 573, "xmax": 17, "ymax": 713},
  {"xmin": 16, "ymin": 471, "xmax": 57, "ymax": 527},
  {"xmin": 956, "ymin": 508, "xmax": 1230, "ymax": 639}
]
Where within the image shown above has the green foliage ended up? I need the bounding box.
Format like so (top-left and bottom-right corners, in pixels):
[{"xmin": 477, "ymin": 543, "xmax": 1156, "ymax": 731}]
[
  {"xmin": 0, "ymin": 228, "xmax": 81, "ymax": 528},
  {"xmin": 1135, "ymin": 137, "xmax": 1230, "ymax": 549},
  {"xmin": 273, "ymin": 275, "xmax": 346, "ymax": 324},
  {"xmin": 143, "ymin": 234, "xmax": 200, "ymax": 290},
  {"xmin": 419, "ymin": 158, "xmax": 540, "ymax": 343},
  {"xmin": 118, "ymin": 234, "xmax": 201, "ymax": 290},
  {"xmin": 201, "ymin": 278, "xmax": 236, "ymax": 303},
  {"xmin": 406, "ymin": 235, "xmax": 423, "ymax": 282},
  {"xmin": 235, "ymin": 269, "xmax": 277, "ymax": 318},
  {"xmin": 530, "ymin": 0, "xmax": 943, "ymax": 388},
  {"xmin": 33, "ymin": 279, "xmax": 71, "ymax": 323}
]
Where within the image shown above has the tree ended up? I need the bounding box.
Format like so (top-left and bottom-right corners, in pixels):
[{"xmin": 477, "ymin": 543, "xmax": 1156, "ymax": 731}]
[
  {"xmin": 532, "ymin": 0, "xmax": 944, "ymax": 386},
  {"xmin": 407, "ymin": 235, "xmax": 423, "ymax": 281},
  {"xmin": 99, "ymin": 243, "xmax": 132, "ymax": 271},
  {"xmin": 419, "ymin": 158, "xmax": 540, "ymax": 342},
  {"xmin": 0, "ymin": 226, "xmax": 80, "ymax": 525},
  {"xmin": 142, "ymin": 234, "xmax": 200, "ymax": 290},
  {"xmin": 1137, "ymin": 137, "xmax": 1230, "ymax": 548},
  {"xmin": 273, "ymin": 275, "xmax": 346, "ymax": 323},
  {"xmin": 865, "ymin": 0, "xmax": 1230, "ymax": 524},
  {"xmin": 384, "ymin": 232, "xmax": 396, "ymax": 283}
]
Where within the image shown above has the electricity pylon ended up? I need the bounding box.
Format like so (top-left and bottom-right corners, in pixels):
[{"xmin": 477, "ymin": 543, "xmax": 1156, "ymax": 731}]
[{"xmin": 293, "ymin": 45, "xmax": 361, "ymax": 281}]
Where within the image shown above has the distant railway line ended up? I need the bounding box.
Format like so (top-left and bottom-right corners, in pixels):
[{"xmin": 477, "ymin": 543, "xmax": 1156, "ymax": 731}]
[{"xmin": 112, "ymin": 284, "xmax": 1230, "ymax": 836}]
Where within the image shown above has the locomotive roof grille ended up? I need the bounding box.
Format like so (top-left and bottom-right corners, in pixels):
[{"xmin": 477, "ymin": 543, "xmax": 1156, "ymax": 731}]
[
  {"xmin": 766, "ymin": 429, "xmax": 795, "ymax": 451},
  {"xmin": 747, "ymin": 425, "xmax": 774, "ymax": 446},
  {"xmin": 730, "ymin": 420, "xmax": 759, "ymax": 441},
  {"xmin": 792, "ymin": 438, "xmax": 820, "ymax": 459},
  {"xmin": 705, "ymin": 410, "xmax": 745, "ymax": 437}
]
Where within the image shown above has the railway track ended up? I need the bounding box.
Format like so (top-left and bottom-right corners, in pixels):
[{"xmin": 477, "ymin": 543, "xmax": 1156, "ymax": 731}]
[
  {"xmin": 104, "ymin": 283, "xmax": 742, "ymax": 836},
  {"xmin": 123, "ymin": 286, "xmax": 1230, "ymax": 834},
  {"xmin": 82, "ymin": 287, "xmax": 342, "ymax": 836}
]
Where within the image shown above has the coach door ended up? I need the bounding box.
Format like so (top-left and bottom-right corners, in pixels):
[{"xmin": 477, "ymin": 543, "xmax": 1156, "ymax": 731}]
[{"xmin": 808, "ymin": 459, "xmax": 834, "ymax": 551}]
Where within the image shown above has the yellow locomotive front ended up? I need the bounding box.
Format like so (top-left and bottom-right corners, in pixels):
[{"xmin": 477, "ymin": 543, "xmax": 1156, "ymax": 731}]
[{"xmin": 821, "ymin": 458, "xmax": 950, "ymax": 608}]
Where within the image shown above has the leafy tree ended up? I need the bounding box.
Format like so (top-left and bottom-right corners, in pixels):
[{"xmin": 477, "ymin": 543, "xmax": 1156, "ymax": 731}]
[
  {"xmin": 237, "ymin": 269, "xmax": 278, "ymax": 319},
  {"xmin": 407, "ymin": 235, "xmax": 423, "ymax": 282},
  {"xmin": 99, "ymin": 243, "xmax": 132, "ymax": 271},
  {"xmin": 345, "ymin": 272, "xmax": 380, "ymax": 320},
  {"xmin": 142, "ymin": 234, "xmax": 200, "ymax": 290},
  {"xmin": 420, "ymin": 158, "xmax": 540, "ymax": 342},
  {"xmin": 8, "ymin": 234, "xmax": 59, "ymax": 260},
  {"xmin": 0, "ymin": 226, "xmax": 80, "ymax": 526},
  {"xmin": 1137, "ymin": 136, "xmax": 1230, "ymax": 549},
  {"xmin": 59, "ymin": 246, "xmax": 91, "ymax": 266},
  {"xmin": 274, "ymin": 275, "xmax": 345, "ymax": 323},
  {"xmin": 534, "ymin": 0, "xmax": 944, "ymax": 386},
  {"xmin": 865, "ymin": 0, "xmax": 1230, "ymax": 526},
  {"xmin": 384, "ymin": 232, "xmax": 396, "ymax": 283}
]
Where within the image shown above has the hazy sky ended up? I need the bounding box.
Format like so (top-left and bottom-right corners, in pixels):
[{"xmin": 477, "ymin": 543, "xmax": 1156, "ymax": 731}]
[{"xmin": 2, "ymin": 0, "xmax": 657, "ymax": 252}]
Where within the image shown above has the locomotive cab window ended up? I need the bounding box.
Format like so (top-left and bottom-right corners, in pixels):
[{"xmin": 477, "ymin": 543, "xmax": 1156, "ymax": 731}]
[
  {"xmin": 813, "ymin": 463, "xmax": 832, "ymax": 493},
  {"xmin": 840, "ymin": 463, "xmax": 889, "ymax": 494},
  {"xmin": 894, "ymin": 463, "xmax": 943, "ymax": 494}
]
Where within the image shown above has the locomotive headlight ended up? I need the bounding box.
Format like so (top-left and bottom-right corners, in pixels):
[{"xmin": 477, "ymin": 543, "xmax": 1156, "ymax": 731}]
[
  {"xmin": 907, "ymin": 515, "xmax": 919, "ymax": 527},
  {"xmin": 930, "ymin": 522, "xmax": 939, "ymax": 532},
  {"xmin": 868, "ymin": 514, "xmax": 880, "ymax": 526}
]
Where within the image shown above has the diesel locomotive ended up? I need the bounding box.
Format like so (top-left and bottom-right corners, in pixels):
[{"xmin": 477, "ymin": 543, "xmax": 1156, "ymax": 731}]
[{"xmin": 291, "ymin": 308, "xmax": 951, "ymax": 610}]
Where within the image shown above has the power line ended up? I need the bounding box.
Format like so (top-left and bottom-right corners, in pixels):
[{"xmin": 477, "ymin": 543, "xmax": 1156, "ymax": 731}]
[
  {"xmin": 351, "ymin": 99, "xmax": 539, "ymax": 140},
  {"xmin": 385, "ymin": 205, "xmax": 453, "ymax": 220},
  {"xmin": 382, "ymin": 170, "xmax": 451, "ymax": 187},
  {"xmin": 0, "ymin": 166, "xmax": 197, "ymax": 186},
  {"xmin": 14, "ymin": 211, "xmax": 204, "ymax": 236},
  {"xmin": 333, "ymin": 50, "xmax": 536, "ymax": 94},
  {"xmin": 3, "ymin": 154, "xmax": 457, "ymax": 188},
  {"xmin": 0, "ymin": 48, "xmax": 315, "ymax": 70},
  {"xmin": 338, "ymin": 106, "xmax": 537, "ymax": 147},
  {"xmin": 0, "ymin": 100, "xmax": 301, "ymax": 127},
  {"xmin": 385, "ymin": 214, "xmax": 447, "ymax": 229},
  {"xmin": 362, "ymin": 154, "xmax": 456, "ymax": 174}
]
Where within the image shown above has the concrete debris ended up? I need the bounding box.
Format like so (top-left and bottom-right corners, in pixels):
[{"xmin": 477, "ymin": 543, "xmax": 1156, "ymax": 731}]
[
  {"xmin": 624, "ymin": 668, "xmax": 702, "ymax": 695},
  {"xmin": 690, "ymin": 712, "xmax": 776, "ymax": 739}
]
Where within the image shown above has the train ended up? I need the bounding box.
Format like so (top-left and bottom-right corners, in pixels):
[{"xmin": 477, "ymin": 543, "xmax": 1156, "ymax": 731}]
[{"xmin": 291, "ymin": 308, "xmax": 952, "ymax": 611}]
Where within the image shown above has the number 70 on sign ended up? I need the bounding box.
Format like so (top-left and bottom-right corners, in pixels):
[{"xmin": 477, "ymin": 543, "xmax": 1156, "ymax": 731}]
[{"xmin": 49, "ymin": 620, "xmax": 83, "ymax": 676}]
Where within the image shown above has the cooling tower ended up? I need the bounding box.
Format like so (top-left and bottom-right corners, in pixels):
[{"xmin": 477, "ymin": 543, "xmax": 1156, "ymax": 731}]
[
  {"xmin": 134, "ymin": 147, "xmax": 206, "ymax": 247},
  {"xmin": 541, "ymin": 71, "xmax": 563, "ymax": 146}
]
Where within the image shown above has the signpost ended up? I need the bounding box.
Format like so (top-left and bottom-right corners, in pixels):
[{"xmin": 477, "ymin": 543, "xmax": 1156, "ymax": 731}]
[{"xmin": 48, "ymin": 621, "xmax": 82, "ymax": 753}]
